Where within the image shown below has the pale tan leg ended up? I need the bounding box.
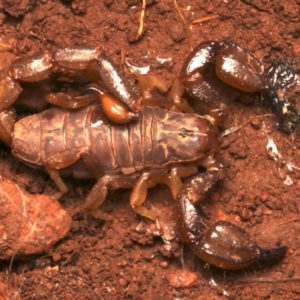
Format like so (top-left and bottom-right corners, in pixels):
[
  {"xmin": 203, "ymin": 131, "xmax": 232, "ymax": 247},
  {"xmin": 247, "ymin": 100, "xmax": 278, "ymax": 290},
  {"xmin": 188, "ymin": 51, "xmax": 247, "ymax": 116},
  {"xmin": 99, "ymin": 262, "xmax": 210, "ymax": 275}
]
[
  {"xmin": 129, "ymin": 166, "xmax": 198, "ymax": 221},
  {"xmin": 169, "ymin": 77, "xmax": 195, "ymax": 113},
  {"xmin": 130, "ymin": 173, "xmax": 157, "ymax": 221},
  {"xmin": 138, "ymin": 75, "xmax": 195, "ymax": 113},
  {"xmin": 208, "ymin": 103, "xmax": 229, "ymax": 125},
  {"xmin": 0, "ymin": 107, "xmax": 16, "ymax": 146},
  {"xmin": 149, "ymin": 166, "xmax": 198, "ymax": 199},
  {"xmin": 45, "ymin": 147, "xmax": 104, "ymax": 199},
  {"xmin": 46, "ymin": 168, "xmax": 68, "ymax": 200},
  {"xmin": 84, "ymin": 174, "xmax": 139, "ymax": 221},
  {"xmin": 45, "ymin": 93, "xmax": 97, "ymax": 109},
  {"xmin": 85, "ymin": 176, "xmax": 111, "ymax": 220}
]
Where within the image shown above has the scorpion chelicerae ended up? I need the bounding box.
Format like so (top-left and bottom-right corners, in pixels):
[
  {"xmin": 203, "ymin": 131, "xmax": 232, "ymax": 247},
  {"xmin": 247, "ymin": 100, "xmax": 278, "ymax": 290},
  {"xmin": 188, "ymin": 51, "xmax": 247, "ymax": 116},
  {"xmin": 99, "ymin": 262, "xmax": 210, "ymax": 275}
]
[{"xmin": 0, "ymin": 41, "xmax": 292, "ymax": 270}]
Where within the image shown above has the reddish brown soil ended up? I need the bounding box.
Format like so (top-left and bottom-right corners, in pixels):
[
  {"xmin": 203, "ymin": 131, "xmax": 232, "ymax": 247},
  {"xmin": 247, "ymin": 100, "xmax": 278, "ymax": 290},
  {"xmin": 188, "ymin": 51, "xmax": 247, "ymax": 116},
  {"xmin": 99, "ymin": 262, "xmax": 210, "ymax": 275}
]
[{"xmin": 0, "ymin": 0, "xmax": 300, "ymax": 299}]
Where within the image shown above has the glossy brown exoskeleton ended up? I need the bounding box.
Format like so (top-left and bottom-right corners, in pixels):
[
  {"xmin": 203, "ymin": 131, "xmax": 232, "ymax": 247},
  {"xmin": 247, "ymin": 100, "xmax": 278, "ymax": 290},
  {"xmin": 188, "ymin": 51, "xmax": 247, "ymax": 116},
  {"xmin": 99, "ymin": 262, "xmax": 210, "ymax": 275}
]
[{"xmin": 0, "ymin": 41, "xmax": 288, "ymax": 270}]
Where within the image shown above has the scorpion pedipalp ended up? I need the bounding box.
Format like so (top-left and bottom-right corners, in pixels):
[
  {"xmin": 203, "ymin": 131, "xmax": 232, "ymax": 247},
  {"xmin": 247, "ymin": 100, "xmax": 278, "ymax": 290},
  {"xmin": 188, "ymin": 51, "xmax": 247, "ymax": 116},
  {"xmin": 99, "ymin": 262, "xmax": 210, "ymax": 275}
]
[
  {"xmin": 193, "ymin": 220, "xmax": 288, "ymax": 270},
  {"xmin": 180, "ymin": 40, "xmax": 286, "ymax": 130},
  {"xmin": 176, "ymin": 170, "xmax": 287, "ymax": 270}
]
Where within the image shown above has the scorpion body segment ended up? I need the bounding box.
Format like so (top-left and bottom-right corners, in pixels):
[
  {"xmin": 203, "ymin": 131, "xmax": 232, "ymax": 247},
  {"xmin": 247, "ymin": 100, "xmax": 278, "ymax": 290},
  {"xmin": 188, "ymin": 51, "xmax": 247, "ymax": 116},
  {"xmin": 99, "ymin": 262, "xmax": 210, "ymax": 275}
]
[{"xmin": 0, "ymin": 41, "xmax": 290, "ymax": 269}]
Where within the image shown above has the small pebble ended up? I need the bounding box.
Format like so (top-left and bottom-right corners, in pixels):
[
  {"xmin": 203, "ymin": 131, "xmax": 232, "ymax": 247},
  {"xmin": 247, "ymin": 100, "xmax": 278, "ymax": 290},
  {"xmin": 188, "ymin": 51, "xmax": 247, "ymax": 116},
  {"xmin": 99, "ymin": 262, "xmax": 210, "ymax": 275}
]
[
  {"xmin": 159, "ymin": 261, "xmax": 169, "ymax": 269},
  {"xmin": 167, "ymin": 270, "xmax": 197, "ymax": 288},
  {"xmin": 250, "ymin": 116, "xmax": 262, "ymax": 130},
  {"xmin": 119, "ymin": 278, "xmax": 127, "ymax": 287},
  {"xmin": 104, "ymin": 0, "xmax": 114, "ymax": 7},
  {"xmin": 168, "ymin": 23, "xmax": 186, "ymax": 42},
  {"xmin": 238, "ymin": 207, "xmax": 253, "ymax": 221},
  {"xmin": 52, "ymin": 252, "xmax": 62, "ymax": 262},
  {"xmin": 118, "ymin": 260, "xmax": 128, "ymax": 267}
]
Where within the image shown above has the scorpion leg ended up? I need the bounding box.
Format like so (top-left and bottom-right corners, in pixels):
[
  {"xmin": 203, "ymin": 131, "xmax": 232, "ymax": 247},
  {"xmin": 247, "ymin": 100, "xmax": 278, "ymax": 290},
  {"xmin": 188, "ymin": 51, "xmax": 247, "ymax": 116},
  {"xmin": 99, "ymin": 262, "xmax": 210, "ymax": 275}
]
[
  {"xmin": 0, "ymin": 76, "xmax": 23, "ymax": 111},
  {"xmin": 0, "ymin": 47, "xmax": 143, "ymax": 124},
  {"xmin": 44, "ymin": 146, "xmax": 106, "ymax": 199},
  {"xmin": 130, "ymin": 166, "xmax": 198, "ymax": 221},
  {"xmin": 168, "ymin": 77, "xmax": 196, "ymax": 113},
  {"xmin": 129, "ymin": 173, "xmax": 157, "ymax": 221},
  {"xmin": 0, "ymin": 107, "xmax": 16, "ymax": 146},
  {"xmin": 44, "ymin": 147, "xmax": 92, "ymax": 199},
  {"xmin": 176, "ymin": 169, "xmax": 287, "ymax": 269},
  {"xmin": 138, "ymin": 74, "xmax": 197, "ymax": 114},
  {"xmin": 0, "ymin": 52, "xmax": 52, "ymax": 111},
  {"xmin": 46, "ymin": 168, "xmax": 69, "ymax": 200},
  {"xmin": 85, "ymin": 166, "xmax": 199, "ymax": 221},
  {"xmin": 54, "ymin": 50, "xmax": 143, "ymax": 123},
  {"xmin": 45, "ymin": 93, "xmax": 98, "ymax": 109},
  {"xmin": 84, "ymin": 173, "xmax": 156, "ymax": 221}
]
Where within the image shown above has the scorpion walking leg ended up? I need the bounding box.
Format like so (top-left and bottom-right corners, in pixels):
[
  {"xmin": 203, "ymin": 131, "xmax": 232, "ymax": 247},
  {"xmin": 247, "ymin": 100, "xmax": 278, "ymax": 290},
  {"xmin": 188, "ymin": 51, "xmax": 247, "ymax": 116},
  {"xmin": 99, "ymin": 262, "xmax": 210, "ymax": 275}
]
[
  {"xmin": 130, "ymin": 166, "xmax": 198, "ymax": 221},
  {"xmin": 129, "ymin": 173, "xmax": 157, "ymax": 221},
  {"xmin": 45, "ymin": 148, "xmax": 104, "ymax": 200},
  {"xmin": 138, "ymin": 74, "xmax": 197, "ymax": 114},
  {"xmin": 176, "ymin": 170, "xmax": 288, "ymax": 269},
  {"xmin": 0, "ymin": 108, "xmax": 16, "ymax": 146},
  {"xmin": 45, "ymin": 93, "xmax": 98, "ymax": 109},
  {"xmin": 86, "ymin": 166, "xmax": 199, "ymax": 222},
  {"xmin": 84, "ymin": 174, "xmax": 155, "ymax": 221},
  {"xmin": 46, "ymin": 168, "xmax": 69, "ymax": 200}
]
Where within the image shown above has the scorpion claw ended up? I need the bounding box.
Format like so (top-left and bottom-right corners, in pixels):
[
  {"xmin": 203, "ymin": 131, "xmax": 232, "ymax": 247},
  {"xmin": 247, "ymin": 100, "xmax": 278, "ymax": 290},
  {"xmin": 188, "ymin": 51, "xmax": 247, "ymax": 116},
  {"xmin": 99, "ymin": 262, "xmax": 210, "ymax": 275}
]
[
  {"xmin": 192, "ymin": 221, "xmax": 287, "ymax": 270},
  {"xmin": 180, "ymin": 40, "xmax": 288, "ymax": 128},
  {"xmin": 176, "ymin": 170, "xmax": 287, "ymax": 269}
]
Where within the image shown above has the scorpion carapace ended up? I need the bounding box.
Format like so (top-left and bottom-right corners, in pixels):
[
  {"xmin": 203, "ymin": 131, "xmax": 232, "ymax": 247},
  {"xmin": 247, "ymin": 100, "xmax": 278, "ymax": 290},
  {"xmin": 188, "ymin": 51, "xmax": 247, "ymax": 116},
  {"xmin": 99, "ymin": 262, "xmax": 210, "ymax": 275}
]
[{"xmin": 0, "ymin": 41, "xmax": 289, "ymax": 270}]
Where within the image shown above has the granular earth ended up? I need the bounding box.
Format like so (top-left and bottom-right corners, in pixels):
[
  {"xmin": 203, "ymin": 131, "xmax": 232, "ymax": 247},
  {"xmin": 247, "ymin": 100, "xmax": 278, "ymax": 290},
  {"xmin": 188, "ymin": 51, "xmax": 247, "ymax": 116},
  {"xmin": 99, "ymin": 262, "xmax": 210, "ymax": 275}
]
[{"xmin": 0, "ymin": 0, "xmax": 300, "ymax": 299}]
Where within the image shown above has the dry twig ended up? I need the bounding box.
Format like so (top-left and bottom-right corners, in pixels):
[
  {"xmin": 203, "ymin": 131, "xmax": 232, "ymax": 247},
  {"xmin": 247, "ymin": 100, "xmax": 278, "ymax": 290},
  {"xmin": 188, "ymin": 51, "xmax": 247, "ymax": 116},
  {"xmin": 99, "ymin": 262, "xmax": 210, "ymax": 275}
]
[
  {"xmin": 136, "ymin": 0, "xmax": 147, "ymax": 40},
  {"xmin": 192, "ymin": 15, "xmax": 219, "ymax": 24},
  {"xmin": 173, "ymin": 0, "xmax": 193, "ymax": 51}
]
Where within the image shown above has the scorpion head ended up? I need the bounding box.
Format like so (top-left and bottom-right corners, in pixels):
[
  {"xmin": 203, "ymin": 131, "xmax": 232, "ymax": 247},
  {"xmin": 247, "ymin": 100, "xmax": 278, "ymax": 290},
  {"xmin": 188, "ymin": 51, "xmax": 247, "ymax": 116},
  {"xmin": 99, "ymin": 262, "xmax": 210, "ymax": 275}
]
[{"xmin": 153, "ymin": 108, "xmax": 219, "ymax": 166}]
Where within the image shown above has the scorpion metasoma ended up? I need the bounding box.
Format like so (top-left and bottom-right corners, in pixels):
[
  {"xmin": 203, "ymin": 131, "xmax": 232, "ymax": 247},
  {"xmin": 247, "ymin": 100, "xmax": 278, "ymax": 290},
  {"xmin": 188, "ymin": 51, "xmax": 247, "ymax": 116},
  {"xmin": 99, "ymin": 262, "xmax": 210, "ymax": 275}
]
[{"xmin": 0, "ymin": 41, "xmax": 292, "ymax": 270}]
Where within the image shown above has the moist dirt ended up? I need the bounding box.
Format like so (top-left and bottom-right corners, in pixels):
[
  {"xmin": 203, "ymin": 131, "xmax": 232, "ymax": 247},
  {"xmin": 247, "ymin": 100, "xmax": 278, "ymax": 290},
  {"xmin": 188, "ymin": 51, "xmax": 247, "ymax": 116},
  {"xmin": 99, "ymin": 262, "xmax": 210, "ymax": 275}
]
[{"xmin": 0, "ymin": 0, "xmax": 300, "ymax": 299}]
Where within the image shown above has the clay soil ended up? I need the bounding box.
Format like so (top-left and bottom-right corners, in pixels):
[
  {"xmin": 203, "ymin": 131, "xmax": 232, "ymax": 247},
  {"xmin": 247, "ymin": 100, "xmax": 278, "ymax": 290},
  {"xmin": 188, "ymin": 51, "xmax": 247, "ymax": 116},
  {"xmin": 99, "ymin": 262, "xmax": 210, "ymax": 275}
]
[{"xmin": 1, "ymin": 0, "xmax": 300, "ymax": 299}]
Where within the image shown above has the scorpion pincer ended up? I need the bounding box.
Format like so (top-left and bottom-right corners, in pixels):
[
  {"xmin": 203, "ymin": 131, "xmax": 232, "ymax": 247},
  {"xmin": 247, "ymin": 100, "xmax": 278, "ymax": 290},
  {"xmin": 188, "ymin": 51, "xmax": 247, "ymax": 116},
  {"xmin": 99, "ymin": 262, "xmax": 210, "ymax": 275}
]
[{"xmin": 0, "ymin": 41, "xmax": 288, "ymax": 270}]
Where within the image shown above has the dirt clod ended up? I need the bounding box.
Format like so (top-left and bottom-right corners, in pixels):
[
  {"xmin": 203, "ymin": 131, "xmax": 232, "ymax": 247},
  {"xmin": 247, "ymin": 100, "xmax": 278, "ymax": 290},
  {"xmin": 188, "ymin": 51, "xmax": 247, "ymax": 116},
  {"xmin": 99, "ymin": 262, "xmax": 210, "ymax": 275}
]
[
  {"xmin": 167, "ymin": 270, "xmax": 197, "ymax": 288},
  {"xmin": 0, "ymin": 180, "xmax": 71, "ymax": 259}
]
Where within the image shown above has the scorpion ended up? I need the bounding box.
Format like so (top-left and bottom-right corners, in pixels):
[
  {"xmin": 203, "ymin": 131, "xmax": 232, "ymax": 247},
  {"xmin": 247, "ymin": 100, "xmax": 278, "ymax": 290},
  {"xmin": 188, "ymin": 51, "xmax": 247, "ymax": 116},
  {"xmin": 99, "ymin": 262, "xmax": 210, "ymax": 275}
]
[{"xmin": 0, "ymin": 40, "xmax": 291, "ymax": 270}]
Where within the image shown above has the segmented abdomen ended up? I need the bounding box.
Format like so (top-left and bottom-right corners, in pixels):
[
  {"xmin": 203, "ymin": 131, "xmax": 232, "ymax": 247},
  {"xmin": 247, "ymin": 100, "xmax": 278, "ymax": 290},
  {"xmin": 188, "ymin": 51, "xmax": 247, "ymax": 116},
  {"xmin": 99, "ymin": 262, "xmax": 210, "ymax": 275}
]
[{"xmin": 39, "ymin": 105, "xmax": 157, "ymax": 176}]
